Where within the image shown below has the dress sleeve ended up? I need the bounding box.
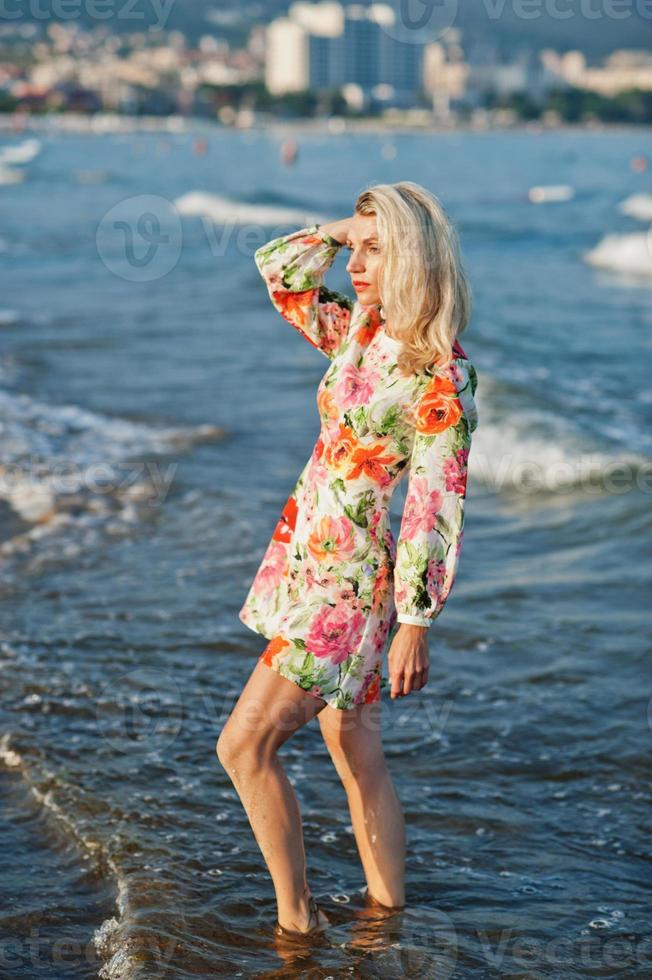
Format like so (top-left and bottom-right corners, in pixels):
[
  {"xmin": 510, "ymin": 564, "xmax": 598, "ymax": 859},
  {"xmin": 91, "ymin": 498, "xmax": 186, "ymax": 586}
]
[
  {"xmin": 254, "ymin": 223, "xmax": 354, "ymax": 360},
  {"xmin": 393, "ymin": 358, "xmax": 477, "ymax": 627}
]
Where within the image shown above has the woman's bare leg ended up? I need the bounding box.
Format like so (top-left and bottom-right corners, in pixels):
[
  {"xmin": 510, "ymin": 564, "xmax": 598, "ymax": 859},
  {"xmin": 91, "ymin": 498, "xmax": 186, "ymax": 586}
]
[
  {"xmin": 216, "ymin": 660, "xmax": 328, "ymax": 931},
  {"xmin": 318, "ymin": 700, "xmax": 406, "ymax": 908}
]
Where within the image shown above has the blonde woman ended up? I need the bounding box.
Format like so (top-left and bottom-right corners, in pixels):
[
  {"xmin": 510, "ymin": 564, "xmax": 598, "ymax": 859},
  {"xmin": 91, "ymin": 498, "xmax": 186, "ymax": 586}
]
[{"xmin": 217, "ymin": 181, "xmax": 479, "ymax": 938}]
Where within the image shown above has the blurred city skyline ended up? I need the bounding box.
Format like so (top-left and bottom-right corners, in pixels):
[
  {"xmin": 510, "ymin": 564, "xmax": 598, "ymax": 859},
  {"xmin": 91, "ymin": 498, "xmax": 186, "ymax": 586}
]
[{"xmin": 0, "ymin": 1, "xmax": 651, "ymax": 125}]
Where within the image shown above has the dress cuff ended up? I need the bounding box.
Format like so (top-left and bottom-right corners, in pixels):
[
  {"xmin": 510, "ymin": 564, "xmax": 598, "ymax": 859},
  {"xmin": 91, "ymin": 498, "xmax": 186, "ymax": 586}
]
[{"xmin": 396, "ymin": 614, "xmax": 433, "ymax": 628}]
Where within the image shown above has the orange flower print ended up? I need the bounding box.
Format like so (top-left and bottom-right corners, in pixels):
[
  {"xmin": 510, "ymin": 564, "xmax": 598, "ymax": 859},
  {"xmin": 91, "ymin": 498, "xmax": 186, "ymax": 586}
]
[
  {"xmin": 307, "ymin": 514, "xmax": 355, "ymax": 563},
  {"xmin": 347, "ymin": 441, "xmax": 398, "ymax": 487},
  {"xmin": 317, "ymin": 387, "xmax": 339, "ymax": 424},
  {"xmin": 363, "ymin": 674, "xmax": 381, "ymax": 704},
  {"xmin": 272, "ymin": 494, "xmax": 298, "ymax": 543},
  {"xmin": 416, "ymin": 373, "xmax": 463, "ymax": 435},
  {"xmin": 259, "ymin": 634, "xmax": 290, "ymax": 667},
  {"xmin": 354, "ymin": 305, "xmax": 382, "ymax": 346},
  {"xmin": 371, "ymin": 563, "xmax": 391, "ymax": 615},
  {"xmin": 323, "ymin": 422, "xmax": 359, "ymax": 473},
  {"xmin": 272, "ymin": 288, "xmax": 317, "ymax": 331}
]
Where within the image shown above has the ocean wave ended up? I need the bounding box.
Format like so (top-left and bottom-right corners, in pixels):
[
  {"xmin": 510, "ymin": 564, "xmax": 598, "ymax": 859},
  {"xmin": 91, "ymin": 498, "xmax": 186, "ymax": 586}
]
[
  {"xmin": 469, "ymin": 375, "xmax": 652, "ymax": 497},
  {"xmin": 174, "ymin": 190, "xmax": 324, "ymax": 228},
  {"xmin": 0, "ymin": 137, "xmax": 41, "ymax": 166},
  {"xmin": 583, "ymin": 231, "xmax": 652, "ymax": 278},
  {"xmin": 618, "ymin": 192, "xmax": 652, "ymax": 222},
  {"xmin": 0, "ymin": 731, "xmax": 143, "ymax": 980},
  {"xmin": 0, "ymin": 387, "xmax": 226, "ymax": 559}
]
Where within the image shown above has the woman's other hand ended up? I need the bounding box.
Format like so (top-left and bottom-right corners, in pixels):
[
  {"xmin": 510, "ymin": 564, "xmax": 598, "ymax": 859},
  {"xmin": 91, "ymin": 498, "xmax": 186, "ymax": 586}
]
[{"xmin": 388, "ymin": 624, "xmax": 430, "ymax": 699}]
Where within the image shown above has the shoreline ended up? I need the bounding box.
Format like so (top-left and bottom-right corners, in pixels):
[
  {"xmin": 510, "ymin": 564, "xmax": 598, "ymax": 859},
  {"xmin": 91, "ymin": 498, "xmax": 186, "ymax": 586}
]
[{"xmin": 0, "ymin": 110, "xmax": 650, "ymax": 138}]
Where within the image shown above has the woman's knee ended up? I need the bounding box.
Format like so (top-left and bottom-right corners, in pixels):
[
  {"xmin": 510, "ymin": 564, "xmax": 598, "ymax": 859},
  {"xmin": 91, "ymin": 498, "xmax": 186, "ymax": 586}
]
[{"xmin": 216, "ymin": 723, "xmax": 272, "ymax": 779}]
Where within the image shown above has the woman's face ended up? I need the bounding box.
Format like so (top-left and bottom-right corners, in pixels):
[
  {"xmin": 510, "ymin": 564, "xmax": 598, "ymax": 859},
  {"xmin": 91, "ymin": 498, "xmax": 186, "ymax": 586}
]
[{"xmin": 345, "ymin": 212, "xmax": 383, "ymax": 308}]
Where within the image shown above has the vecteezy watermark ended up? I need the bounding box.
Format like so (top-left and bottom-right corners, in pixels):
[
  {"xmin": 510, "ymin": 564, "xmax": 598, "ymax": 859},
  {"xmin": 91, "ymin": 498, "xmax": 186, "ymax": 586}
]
[
  {"xmin": 96, "ymin": 194, "xmax": 182, "ymax": 282},
  {"xmin": 0, "ymin": 926, "xmax": 178, "ymax": 976},
  {"xmin": 375, "ymin": 0, "xmax": 652, "ymax": 45},
  {"xmin": 0, "ymin": 457, "xmax": 178, "ymax": 506},
  {"xmin": 472, "ymin": 449, "xmax": 652, "ymax": 497},
  {"xmin": 376, "ymin": 0, "xmax": 460, "ymax": 45},
  {"xmin": 95, "ymin": 668, "xmax": 184, "ymax": 755},
  {"xmin": 477, "ymin": 927, "xmax": 652, "ymax": 973},
  {"xmin": 0, "ymin": 0, "xmax": 176, "ymax": 31},
  {"xmin": 375, "ymin": 906, "xmax": 459, "ymax": 977}
]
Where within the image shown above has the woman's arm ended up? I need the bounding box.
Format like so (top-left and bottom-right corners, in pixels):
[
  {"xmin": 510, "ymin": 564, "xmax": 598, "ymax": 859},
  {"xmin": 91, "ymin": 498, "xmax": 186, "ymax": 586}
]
[
  {"xmin": 393, "ymin": 360, "xmax": 476, "ymax": 627},
  {"xmin": 254, "ymin": 218, "xmax": 355, "ymax": 360}
]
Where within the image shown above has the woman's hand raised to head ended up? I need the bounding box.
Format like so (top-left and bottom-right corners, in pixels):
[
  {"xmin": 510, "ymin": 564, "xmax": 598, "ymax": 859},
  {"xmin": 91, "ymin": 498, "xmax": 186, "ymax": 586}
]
[
  {"xmin": 317, "ymin": 217, "xmax": 355, "ymax": 245},
  {"xmin": 388, "ymin": 624, "xmax": 430, "ymax": 699}
]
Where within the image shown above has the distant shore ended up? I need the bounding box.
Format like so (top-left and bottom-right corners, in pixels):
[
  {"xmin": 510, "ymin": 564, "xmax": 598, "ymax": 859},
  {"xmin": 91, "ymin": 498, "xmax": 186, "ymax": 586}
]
[{"xmin": 0, "ymin": 110, "xmax": 650, "ymax": 138}]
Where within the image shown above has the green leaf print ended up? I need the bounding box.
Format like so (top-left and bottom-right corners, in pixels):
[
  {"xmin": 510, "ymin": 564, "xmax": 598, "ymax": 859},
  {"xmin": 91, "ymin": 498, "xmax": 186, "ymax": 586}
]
[
  {"xmin": 343, "ymin": 493, "xmax": 374, "ymax": 529},
  {"xmin": 338, "ymin": 691, "xmax": 356, "ymax": 709},
  {"xmin": 351, "ymin": 406, "xmax": 369, "ymax": 434},
  {"xmin": 378, "ymin": 404, "xmax": 402, "ymax": 435},
  {"xmin": 319, "ymin": 285, "xmax": 353, "ymax": 312},
  {"xmin": 284, "ymin": 264, "xmax": 317, "ymax": 292},
  {"xmin": 436, "ymin": 511, "xmax": 453, "ymax": 540},
  {"xmin": 341, "ymin": 653, "xmax": 366, "ymax": 684},
  {"xmin": 403, "ymin": 540, "xmax": 419, "ymax": 564}
]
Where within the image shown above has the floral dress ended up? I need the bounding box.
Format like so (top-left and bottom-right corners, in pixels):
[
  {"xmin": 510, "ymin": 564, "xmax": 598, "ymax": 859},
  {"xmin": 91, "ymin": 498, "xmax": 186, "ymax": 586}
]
[{"xmin": 238, "ymin": 224, "xmax": 479, "ymax": 710}]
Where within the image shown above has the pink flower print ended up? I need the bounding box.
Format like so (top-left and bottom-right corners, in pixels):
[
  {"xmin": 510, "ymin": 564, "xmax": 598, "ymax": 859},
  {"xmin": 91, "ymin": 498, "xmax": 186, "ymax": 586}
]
[
  {"xmin": 394, "ymin": 583, "xmax": 408, "ymax": 607},
  {"xmin": 426, "ymin": 558, "xmax": 446, "ymax": 600},
  {"xmin": 335, "ymin": 363, "xmax": 379, "ymax": 409},
  {"xmin": 368, "ymin": 508, "xmax": 382, "ymax": 545},
  {"xmin": 318, "ymin": 302, "xmax": 351, "ymax": 356},
  {"xmin": 385, "ymin": 528, "xmax": 397, "ymax": 562},
  {"xmin": 339, "ymin": 584, "xmax": 359, "ymax": 604},
  {"xmin": 253, "ymin": 540, "xmax": 288, "ymax": 597},
  {"xmin": 305, "ymin": 563, "xmax": 339, "ymax": 593},
  {"xmin": 449, "ymin": 361, "xmax": 465, "ymax": 386},
  {"xmin": 310, "ymin": 452, "xmax": 330, "ymax": 486},
  {"xmin": 455, "ymin": 527, "xmax": 464, "ymax": 556},
  {"xmin": 307, "ymin": 606, "xmax": 366, "ymax": 665},
  {"xmin": 399, "ymin": 476, "xmax": 443, "ymax": 540},
  {"xmin": 443, "ymin": 447, "xmax": 468, "ymax": 495}
]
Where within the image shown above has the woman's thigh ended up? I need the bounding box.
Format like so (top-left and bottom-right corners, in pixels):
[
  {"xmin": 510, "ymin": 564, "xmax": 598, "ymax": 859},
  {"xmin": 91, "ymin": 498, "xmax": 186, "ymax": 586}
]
[{"xmin": 217, "ymin": 660, "xmax": 327, "ymax": 761}]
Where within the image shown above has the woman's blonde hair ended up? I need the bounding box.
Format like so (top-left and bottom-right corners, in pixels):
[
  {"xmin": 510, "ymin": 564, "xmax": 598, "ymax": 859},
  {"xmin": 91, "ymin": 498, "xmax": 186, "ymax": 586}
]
[{"xmin": 354, "ymin": 180, "xmax": 472, "ymax": 377}]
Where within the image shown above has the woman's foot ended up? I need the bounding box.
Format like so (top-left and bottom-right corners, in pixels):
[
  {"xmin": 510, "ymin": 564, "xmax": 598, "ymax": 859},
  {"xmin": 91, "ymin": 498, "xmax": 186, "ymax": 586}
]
[{"xmin": 274, "ymin": 894, "xmax": 330, "ymax": 938}]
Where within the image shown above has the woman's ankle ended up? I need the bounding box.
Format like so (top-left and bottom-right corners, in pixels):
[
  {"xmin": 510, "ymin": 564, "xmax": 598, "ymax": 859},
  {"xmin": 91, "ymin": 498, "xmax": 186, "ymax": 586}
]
[{"xmin": 277, "ymin": 888, "xmax": 315, "ymax": 931}]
